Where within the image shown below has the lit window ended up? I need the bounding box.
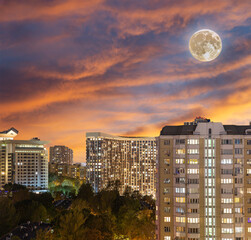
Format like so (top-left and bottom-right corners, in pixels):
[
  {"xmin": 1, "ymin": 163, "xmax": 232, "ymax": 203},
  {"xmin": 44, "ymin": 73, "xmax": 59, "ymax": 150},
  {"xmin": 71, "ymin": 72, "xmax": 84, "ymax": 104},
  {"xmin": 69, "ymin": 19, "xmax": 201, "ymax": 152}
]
[
  {"xmin": 175, "ymin": 188, "xmax": 185, "ymax": 194},
  {"xmin": 176, "ymin": 197, "xmax": 186, "ymax": 203},
  {"xmin": 187, "ymin": 169, "xmax": 199, "ymax": 174},
  {"xmin": 176, "ymin": 217, "xmax": 186, "ymax": 223},
  {"xmin": 164, "ymin": 217, "xmax": 170, "ymax": 222},
  {"xmin": 187, "ymin": 139, "xmax": 199, "ymax": 145},
  {"xmin": 187, "ymin": 159, "xmax": 198, "ymax": 164},
  {"xmin": 187, "ymin": 218, "xmax": 199, "ymax": 223},
  {"xmin": 187, "ymin": 149, "xmax": 199, "ymax": 154}
]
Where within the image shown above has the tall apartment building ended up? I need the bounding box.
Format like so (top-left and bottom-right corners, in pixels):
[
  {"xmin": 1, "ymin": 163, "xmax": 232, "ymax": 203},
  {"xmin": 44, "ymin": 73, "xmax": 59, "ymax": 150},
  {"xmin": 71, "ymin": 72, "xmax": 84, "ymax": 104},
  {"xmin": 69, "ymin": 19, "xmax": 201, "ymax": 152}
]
[
  {"xmin": 50, "ymin": 145, "xmax": 73, "ymax": 165},
  {"xmin": 86, "ymin": 132, "xmax": 157, "ymax": 197},
  {"xmin": 49, "ymin": 162, "xmax": 86, "ymax": 180},
  {"xmin": 0, "ymin": 128, "xmax": 48, "ymax": 190},
  {"xmin": 156, "ymin": 118, "xmax": 251, "ymax": 240}
]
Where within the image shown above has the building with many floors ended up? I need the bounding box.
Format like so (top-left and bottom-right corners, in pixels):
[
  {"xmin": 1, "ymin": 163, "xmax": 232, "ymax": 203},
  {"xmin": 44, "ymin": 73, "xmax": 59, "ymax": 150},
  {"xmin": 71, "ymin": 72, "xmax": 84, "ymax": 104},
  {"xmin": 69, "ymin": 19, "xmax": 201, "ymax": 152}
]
[
  {"xmin": 0, "ymin": 128, "xmax": 48, "ymax": 190},
  {"xmin": 86, "ymin": 132, "xmax": 157, "ymax": 197},
  {"xmin": 49, "ymin": 145, "xmax": 73, "ymax": 165},
  {"xmin": 49, "ymin": 162, "xmax": 86, "ymax": 180},
  {"xmin": 156, "ymin": 118, "xmax": 251, "ymax": 240}
]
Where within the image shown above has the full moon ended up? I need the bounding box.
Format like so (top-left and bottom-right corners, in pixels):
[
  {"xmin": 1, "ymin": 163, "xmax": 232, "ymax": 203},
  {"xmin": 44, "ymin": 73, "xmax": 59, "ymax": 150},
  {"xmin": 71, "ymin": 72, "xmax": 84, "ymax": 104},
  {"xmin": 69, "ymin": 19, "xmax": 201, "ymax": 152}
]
[{"xmin": 189, "ymin": 29, "xmax": 222, "ymax": 62}]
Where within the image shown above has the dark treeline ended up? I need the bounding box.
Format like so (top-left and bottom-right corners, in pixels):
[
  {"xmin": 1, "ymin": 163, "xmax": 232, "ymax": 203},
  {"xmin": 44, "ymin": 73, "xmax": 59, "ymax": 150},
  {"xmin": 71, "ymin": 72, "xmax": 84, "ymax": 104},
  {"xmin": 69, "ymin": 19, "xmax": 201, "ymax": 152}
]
[{"xmin": 0, "ymin": 181, "xmax": 155, "ymax": 240}]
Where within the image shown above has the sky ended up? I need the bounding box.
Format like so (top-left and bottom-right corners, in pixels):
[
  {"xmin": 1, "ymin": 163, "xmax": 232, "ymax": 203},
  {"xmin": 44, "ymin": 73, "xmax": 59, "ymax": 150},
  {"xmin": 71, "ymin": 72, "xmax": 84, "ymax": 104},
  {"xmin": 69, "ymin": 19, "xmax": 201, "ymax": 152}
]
[{"xmin": 0, "ymin": 0, "xmax": 251, "ymax": 162}]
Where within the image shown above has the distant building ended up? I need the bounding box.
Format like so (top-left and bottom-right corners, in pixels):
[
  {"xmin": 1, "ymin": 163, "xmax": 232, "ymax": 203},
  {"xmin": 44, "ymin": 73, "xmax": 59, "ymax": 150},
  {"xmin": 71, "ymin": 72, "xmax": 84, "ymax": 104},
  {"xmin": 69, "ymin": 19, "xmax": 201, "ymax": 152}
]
[
  {"xmin": 49, "ymin": 162, "xmax": 86, "ymax": 180},
  {"xmin": 0, "ymin": 128, "xmax": 48, "ymax": 190},
  {"xmin": 156, "ymin": 118, "xmax": 251, "ymax": 240},
  {"xmin": 86, "ymin": 132, "xmax": 157, "ymax": 197},
  {"xmin": 49, "ymin": 145, "xmax": 73, "ymax": 165}
]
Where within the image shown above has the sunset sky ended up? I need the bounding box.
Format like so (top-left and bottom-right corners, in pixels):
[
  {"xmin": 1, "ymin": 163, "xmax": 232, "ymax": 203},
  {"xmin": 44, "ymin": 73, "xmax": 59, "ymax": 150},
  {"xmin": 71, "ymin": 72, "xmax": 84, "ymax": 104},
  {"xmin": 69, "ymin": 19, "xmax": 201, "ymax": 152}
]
[{"xmin": 0, "ymin": 0, "xmax": 251, "ymax": 162}]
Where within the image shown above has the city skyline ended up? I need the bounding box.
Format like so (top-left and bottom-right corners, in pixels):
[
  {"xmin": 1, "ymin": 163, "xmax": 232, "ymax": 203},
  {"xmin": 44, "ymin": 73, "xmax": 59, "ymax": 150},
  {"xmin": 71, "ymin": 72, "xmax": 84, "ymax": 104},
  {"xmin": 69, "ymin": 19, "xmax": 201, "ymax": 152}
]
[{"xmin": 0, "ymin": 0, "xmax": 250, "ymax": 162}]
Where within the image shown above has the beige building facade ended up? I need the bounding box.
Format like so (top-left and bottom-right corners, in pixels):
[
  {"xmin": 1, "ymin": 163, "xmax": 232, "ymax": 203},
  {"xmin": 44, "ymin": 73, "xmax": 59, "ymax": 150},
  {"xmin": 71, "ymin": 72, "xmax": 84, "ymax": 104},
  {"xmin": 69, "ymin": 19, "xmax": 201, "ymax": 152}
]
[
  {"xmin": 156, "ymin": 119, "xmax": 251, "ymax": 240},
  {"xmin": 86, "ymin": 132, "xmax": 157, "ymax": 197},
  {"xmin": 0, "ymin": 128, "xmax": 48, "ymax": 190}
]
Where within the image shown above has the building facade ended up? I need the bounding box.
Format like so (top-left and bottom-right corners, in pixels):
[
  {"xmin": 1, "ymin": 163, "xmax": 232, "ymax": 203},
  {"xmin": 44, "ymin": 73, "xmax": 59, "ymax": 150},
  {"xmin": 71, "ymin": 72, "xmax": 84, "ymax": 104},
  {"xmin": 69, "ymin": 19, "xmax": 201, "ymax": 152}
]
[
  {"xmin": 86, "ymin": 132, "xmax": 157, "ymax": 197},
  {"xmin": 49, "ymin": 145, "xmax": 73, "ymax": 165},
  {"xmin": 156, "ymin": 119, "xmax": 251, "ymax": 240},
  {"xmin": 0, "ymin": 128, "xmax": 48, "ymax": 190},
  {"xmin": 49, "ymin": 162, "xmax": 86, "ymax": 180}
]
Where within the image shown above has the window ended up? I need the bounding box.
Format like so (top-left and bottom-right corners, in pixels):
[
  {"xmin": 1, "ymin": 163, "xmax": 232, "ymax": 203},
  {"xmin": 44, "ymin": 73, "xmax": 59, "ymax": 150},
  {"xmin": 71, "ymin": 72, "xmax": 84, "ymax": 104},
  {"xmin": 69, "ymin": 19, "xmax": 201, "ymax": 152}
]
[
  {"xmin": 221, "ymin": 178, "xmax": 233, "ymax": 184},
  {"xmin": 188, "ymin": 188, "xmax": 199, "ymax": 194},
  {"xmin": 221, "ymin": 139, "xmax": 233, "ymax": 145},
  {"xmin": 176, "ymin": 226, "xmax": 185, "ymax": 232},
  {"xmin": 188, "ymin": 228, "xmax": 199, "ymax": 233},
  {"xmin": 187, "ymin": 169, "xmax": 199, "ymax": 174},
  {"xmin": 164, "ymin": 178, "xmax": 171, "ymax": 184},
  {"xmin": 164, "ymin": 159, "xmax": 170, "ymax": 165},
  {"xmin": 164, "ymin": 207, "xmax": 171, "ymax": 213},
  {"xmin": 164, "ymin": 140, "xmax": 170, "ymax": 145},
  {"xmin": 164, "ymin": 188, "xmax": 170, "ymax": 194},
  {"xmin": 164, "ymin": 237, "xmax": 171, "ymax": 240},
  {"xmin": 176, "ymin": 158, "xmax": 185, "ymax": 164},
  {"xmin": 164, "ymin": 198, "xmax": 171, "ymax": 203},
  {"xmin": 235, "ymin": 139, "xmax": 242, "ymax": 144},
  {"xmin": 247, "ymin": 140, "xmax": 251, "ymax": 145},
  {"xmin": 222, "ymin": 208, "xmax": 232, "ymax": 214},
  {"xmin": 176, "ymin": 197, "xmax": 186, "ymax": 203},
  {"xmin": 235, "ymin": 227, "xmax": 243, "ymax": 233},
  {"xmin": 222, "ymin": 218, "xmax": 233, "ymax": 223},
  {"xmin": 176, "ymin": 139, "xmax": 185, "ymax": 145},
  {"xmin": 187, "ymin": 179, "xmax": 199, "ymax": 184},
  {"xmin": 221, "ymin": 159, "xmax": 232, "ymax": 164},
  {"xmin": 176, "ymin": 148, "xmax": 185, "ymax": 154},
  {"xmin": 247, "ymin": 169, "xmax": 251, "ymax": 175},
  {"xmin": 235, "ymin": 148, "xmax": 243, "ymax": 155},
  {"xmin": 164, "ymin": 217, "xmax": 170, "ymax": 222},
  {"xmin": 164, "ymin": 227, "xmax": 170, "ymax": 232},
  {"xmin": 187, "ymin": 159, "xmax": 198, "ymax": 164},
  {"xmin": 176, "ymin": 207, "xmax": 185, "ymax": 214},
  {"xmin": 247, "ymin": 188, "xmax": 251, "ymax": 194},
  {"xmin": 221, "ymin": 228, "xmax": 233, "ymax": 234},
  {"xmin": 221, "ymin": 198, "xmax": 233, "ymax": 204},
  {"xmin": 175, "ymin": 188, "xmax": 185, "ymax": 194},
  {"xmin": 188, "ymin": 198, "xmax": 199, "ymax": 204},
  {"xmin": 187, "ymin": 218, "xmax": 199, "ymax": 223},
  {"xmin": 187, "ymin": 139, "xmax": 199, "ymax": 145},
  {"xmin": 247, "ymin": 150, "xmax": 251, "ymax": 155},
  {"xmin": 175, "ymin": 177, "xmax": 185, "ymax": 184},
  {"xmin": 235, "ymin": 208, "xmax": 242, "ymax": 213},
  {"xmin": 176, "ymin": 217, "xmax": 186, "ymax": 223},
  {"xmin": 187, "ymin": 149, "xmax": 199, "ymax": 154},
  {"xmin": 221, "ymin": 149, "xmax": 233, "ymax": 155}
]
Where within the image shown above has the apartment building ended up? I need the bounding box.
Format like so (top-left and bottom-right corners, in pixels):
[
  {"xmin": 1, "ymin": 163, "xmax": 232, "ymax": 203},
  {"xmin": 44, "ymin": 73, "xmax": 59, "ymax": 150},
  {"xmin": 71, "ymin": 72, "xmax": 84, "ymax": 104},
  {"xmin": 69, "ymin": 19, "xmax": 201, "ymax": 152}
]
[
  {"xmin": 50, "ymin": 145, "xmax": 73, "ymax": 165},
  {"xmin": 156, "ymin": 118, "xmax": 251, "ymax": 240},
  {"xmin": 0, "ymin": 128, "xmax": 48, "ymax": 190},
  {"xmin": 86, "ymin": 132, "xmax": 157, "ymax": 197},
  {"xmin": 49, "ymin": 162, "xmax": 86, "ymax": 180}
]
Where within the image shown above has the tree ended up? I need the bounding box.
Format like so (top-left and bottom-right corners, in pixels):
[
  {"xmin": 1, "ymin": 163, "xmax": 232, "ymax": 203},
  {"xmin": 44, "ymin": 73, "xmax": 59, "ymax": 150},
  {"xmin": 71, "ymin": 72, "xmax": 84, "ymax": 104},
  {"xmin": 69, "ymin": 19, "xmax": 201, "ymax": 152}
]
[
  {"xmin": 77, "ymin": 183, "xmax": 94, "ymax": 203},
  {"xmin": 57, "ymin": 209, "xmax": 87, "ymax": 240},
  {"xmin": 33, "ymin": 229, "xmax": 54, "ymax": 240},
  {"xmin": 11, "ymin": 236, "xmax": 21, "ymax": 240},
  {"xmin": 15, "ymin": 200, "xmax": 48, "ymax": 223},
  {"xmin": 0, "ymin": 198, "xmax": 18, "ymax": 236}
]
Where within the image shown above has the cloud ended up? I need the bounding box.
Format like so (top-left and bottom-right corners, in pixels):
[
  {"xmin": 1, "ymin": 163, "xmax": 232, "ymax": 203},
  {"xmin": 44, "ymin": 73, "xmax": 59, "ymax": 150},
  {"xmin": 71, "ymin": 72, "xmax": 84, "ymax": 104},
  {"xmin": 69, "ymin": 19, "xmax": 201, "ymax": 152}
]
[{"xmin": 0, "ymin": 0, "xmax": 250, "ymax": 161}]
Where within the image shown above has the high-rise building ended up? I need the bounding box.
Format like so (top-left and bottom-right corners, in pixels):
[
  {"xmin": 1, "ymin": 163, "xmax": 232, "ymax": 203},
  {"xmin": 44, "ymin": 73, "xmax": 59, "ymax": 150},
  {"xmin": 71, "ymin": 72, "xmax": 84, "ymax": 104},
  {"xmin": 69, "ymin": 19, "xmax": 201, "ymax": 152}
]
[
  {"xmin": 86, "ymin": 132, "xmax": 157, "ymax": 197},
  {"xmin": 156, "ymin": 118, "xmax": 251, "ymax": 240},
  {"xmin": 49, "ymin": 162, "xmax": 86, "ymax": 180},
  {"xmin": 49, "ymin": 145, "xmax": 73, "ymax": 165},
  {"xmin": 0, "ymin": 128, "xmax": 48, "ymax": 190}
]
